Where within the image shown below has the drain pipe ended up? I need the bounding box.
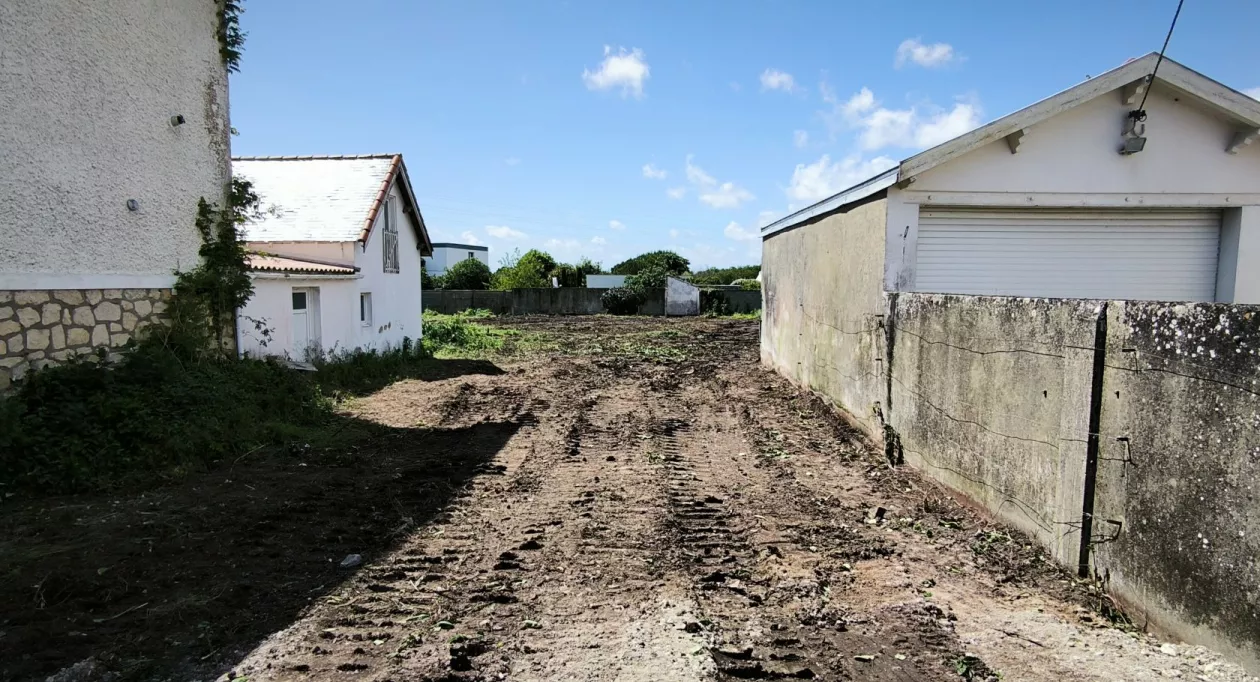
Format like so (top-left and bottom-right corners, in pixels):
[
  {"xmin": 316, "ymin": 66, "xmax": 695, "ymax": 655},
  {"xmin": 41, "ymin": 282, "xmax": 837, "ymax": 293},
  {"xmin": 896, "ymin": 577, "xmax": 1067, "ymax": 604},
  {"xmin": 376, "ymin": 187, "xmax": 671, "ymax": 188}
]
[{"xmin": 1077, "ymin": 302, "xmax": 1109, "ymax": 577}]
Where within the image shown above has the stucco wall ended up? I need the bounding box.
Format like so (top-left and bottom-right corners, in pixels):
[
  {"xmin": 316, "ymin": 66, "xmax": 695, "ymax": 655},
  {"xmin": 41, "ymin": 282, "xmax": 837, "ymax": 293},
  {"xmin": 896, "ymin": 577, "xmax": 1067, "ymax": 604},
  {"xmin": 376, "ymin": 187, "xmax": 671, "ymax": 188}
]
[
  {"xmin": 238, "ymin": 277, "xmax": 359, "ymax": 359},
  {"xmin": 356, "ymin": 182, "xmax": 424, "ymax": 349},
  {"xmin": 761, "ymin": 197, "xmax": 888, "ymax": 436},
  {"xmin": 0, "ymin": 1, "xmax": 230, "ymax": 289},
  {"xmin": 666, "ymin": 277, "xmax": 700, "ymax": 316},
  {"xmin": 423, "ymin": 246, "xmax": 490, "ymax": 276},
  {"xmin": 887, "ymin": 294, "xmax": 1098, "ymax": 564},
  {"xmin": 1091, "ymin": 301, "xmax": 1260, "ymax": 671}
]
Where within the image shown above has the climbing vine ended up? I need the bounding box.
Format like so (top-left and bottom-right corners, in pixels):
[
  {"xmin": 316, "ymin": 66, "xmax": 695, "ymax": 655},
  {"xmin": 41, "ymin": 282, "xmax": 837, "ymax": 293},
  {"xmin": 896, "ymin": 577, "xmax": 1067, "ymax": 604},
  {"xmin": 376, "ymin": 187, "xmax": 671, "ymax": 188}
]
[
  {"xmin": 159, "ymin": 178, "xmax": 261, "ymax": 358},
  {"xmin": 217, "ymin": 0, "xmax": 246, "ymax": 73}
]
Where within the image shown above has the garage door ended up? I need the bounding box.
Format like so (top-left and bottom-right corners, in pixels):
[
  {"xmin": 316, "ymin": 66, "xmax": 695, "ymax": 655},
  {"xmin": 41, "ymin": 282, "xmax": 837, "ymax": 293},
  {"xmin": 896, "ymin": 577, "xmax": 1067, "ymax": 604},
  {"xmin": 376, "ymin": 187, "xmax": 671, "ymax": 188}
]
[{"xmin": 914, "ymin": 207, "xmax": 1221, "ymax": 301}]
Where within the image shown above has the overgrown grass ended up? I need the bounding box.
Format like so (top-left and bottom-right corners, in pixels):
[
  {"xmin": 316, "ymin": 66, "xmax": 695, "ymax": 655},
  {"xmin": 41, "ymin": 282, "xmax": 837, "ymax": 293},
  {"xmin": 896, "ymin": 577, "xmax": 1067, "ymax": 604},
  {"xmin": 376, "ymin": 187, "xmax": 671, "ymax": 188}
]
[
  {"xmin": 0, "ymin": 313, "xmax": 520, "ymax": 495},
  {"xmin": 729, "ymin": 309, "xmax": 761, "ymax": 320}
]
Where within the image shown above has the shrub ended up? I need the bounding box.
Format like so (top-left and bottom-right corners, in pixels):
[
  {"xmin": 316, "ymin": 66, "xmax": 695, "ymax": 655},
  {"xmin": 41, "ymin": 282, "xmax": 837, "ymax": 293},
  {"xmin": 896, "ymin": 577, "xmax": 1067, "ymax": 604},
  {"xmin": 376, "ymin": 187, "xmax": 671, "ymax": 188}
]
[
  {"xmin": 700, "ymin": 290, "xmax": 731, "ymax": 316},
  {"xmin": 625, "ymin": 264, "xmax": 670, "ymax": 292},
  {"xmin": 690, "ymin": 265, "xmax": 760, "ymax": 285},
  {"xmin": 601, "ymin": 287, "xmax": 643, "ymax": 315},
  {"xmin": 441, "ymin": 257, "xmax": 492, "ymax": 290},
  {"xmin": 421, "ymin": 310, "xmax": 508, "ymax": 356},
  {"xmin": 492, "ymin": 249, "xmax": 556, "ymax": 289},
  {"xmin": 733, "ymin": 278, "xmax": 761, "ymax": 291}
]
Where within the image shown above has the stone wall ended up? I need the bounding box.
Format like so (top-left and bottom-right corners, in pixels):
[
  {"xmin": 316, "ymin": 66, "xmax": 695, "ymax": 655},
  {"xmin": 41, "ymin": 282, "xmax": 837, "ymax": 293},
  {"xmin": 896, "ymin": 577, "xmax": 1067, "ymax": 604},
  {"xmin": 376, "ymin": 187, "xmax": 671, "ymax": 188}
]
[{"xmin": 0, "ymin": 288, "xmax": 169, "ymax": 389}]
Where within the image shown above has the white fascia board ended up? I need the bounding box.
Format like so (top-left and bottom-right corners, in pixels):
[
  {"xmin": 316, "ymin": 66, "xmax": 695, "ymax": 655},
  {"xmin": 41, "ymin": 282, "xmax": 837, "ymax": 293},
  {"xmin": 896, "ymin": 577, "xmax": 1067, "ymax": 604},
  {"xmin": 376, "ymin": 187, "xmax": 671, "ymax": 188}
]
[{"xmin": 760, "ymin": 169, "xmax": 898, "ymax": 238}]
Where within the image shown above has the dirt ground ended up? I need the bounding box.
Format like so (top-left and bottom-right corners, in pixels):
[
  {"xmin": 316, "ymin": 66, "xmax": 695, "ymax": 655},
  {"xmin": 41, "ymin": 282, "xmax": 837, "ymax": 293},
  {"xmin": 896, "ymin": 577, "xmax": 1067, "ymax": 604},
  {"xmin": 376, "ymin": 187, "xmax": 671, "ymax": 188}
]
[{"xmin": 3, "ymin": 316, "xmax": 1256, "ymax": 682}]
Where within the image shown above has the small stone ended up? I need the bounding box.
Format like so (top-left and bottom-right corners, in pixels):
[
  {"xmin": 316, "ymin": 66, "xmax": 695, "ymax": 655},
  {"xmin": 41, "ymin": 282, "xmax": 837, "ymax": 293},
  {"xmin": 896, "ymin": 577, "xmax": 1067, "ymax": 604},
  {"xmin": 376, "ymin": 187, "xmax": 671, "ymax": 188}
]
[
  {"xmin": 0, "ymin": 338, "xmax": 6, "ymax": 355},
  {"xmin": 122, "ymin": 312, "xmax": 138, "ymax": 331},
  {"xmin": 123, "ymin": 289, "xmax": 147, "ymax": 300},
  {"xmin": 14, "ymin": 291, "xmax": 50, "ymax": 306},
  {"xmin": 103, "ymin": 289, "xmax": 122, "ymax": 300},
  {"xmin": 54, "ymin": 290, "xmax": 85, "ymax": 305},
  {"xmin": 865, "ymin": 507, "xmax": 887, "ymax": 524},
  {"xmin": 109, "ymin": 322, "xmax": 122, "ymax": 332},
  {"xmin": 67, "ymin": 328, "xmax": 90, "ymax": 346},
  {"xmin": 0, "ymin": 291, "xmax": 9, "ymax": 304},
  {"xmin": 152, "ymin": 300, "xmax": 168, "ymax": 315},
  {"xmin": 72, "ymin": 306, "xmax": 95, "ymax": 326},
  {"xmin": 121, "ymin": 300, "xmax": 134, "ymax": 311},
  {"xmin": 17, "ymin": 307, "xmax": 39, "ymax": 327},
  {"xmin": 51, "ymin": 326, "xmax": 66, "ymax": 350},
  {"xmin": 51, "ymin": 349, "xmax": 75, "ymax": 361},
  {"xmin": 134, "ymin": 299, "xmax": 153, "ymax": 317},
  {"xmin": 1160, "ymin": 643, "xmax": 1178, "ymax": 656},
  {"xmin": 340, "ymin": 554, "xmax": 362, "ymax": 568},
  {"xmin": 91, "ymin": 325, "xmax": 109, "ymax": 347},
  {"xmin": 0, "ymin": 356, "xmax": 22, "ymax": 369},
  {"xmin": 41, "ymin": 302, "xmax": 62, "ymax": 325},
  {"xmin": 61, "ymin": 309, "xmax": 71, "ymax": 325},
  {"xmin": 854, "ymin": 654, "xmax": 876, "ymax": 662},
  {"xmin": 522, "ymin": 620, "xmax": 542, "ymax": 630},
  {"xmin": 86, "ymin": 290, "xmax": 103, "ymax": 305},
  {"xmin": 110, "ymin": 333, "xmax": 130, "ymax": 346},
  {"xmin": 27, "ymin": 328, "xmax": 51, "ymax": 351},
  {"xmin": 8, "ymin": 334, "xmax": 24, "ymax": 353},
  {"xmin": 0, "ymin": 320, "xmax": 19, "ymax": 337},
  {"xmin": 0, "ymin": 306, "xmax": 11, "ymax": 320},
  {"xmin": 94, "ymin": 301, "xmax": 122, "ymax": 322}
]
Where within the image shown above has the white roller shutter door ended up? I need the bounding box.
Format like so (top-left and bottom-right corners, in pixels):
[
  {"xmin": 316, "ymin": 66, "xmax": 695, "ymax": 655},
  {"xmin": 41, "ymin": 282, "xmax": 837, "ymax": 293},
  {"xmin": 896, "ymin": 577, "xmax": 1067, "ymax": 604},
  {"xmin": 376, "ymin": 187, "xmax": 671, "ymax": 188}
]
[{"xmin": 914, "ymin": 208, "xmax": 1221, "ymax": 301}]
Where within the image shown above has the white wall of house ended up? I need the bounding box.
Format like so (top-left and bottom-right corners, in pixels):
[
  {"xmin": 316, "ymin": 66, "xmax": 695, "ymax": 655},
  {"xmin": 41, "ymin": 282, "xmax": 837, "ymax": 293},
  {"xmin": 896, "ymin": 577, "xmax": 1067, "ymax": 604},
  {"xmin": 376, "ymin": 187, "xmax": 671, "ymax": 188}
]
[
  {"xmin": 0, "ymin": 0, "xmax": 230, "ymax": 290},
  {"xmin": 883, "ymin": 89, "xmax": 1260, "ymax": 302},
  {"xmin": 423, "ymin": 245, "xmax": 489, "ymax": 275},
  {"xmin": 586, "ymin": 274, "xmax": 628, "ymax": 288},
  {"xmin": 355, "ymin": 182, "xmax": 424, "ymax": 350},
  {"xmin": 238, "ymin": 276, "xmax": 359, "ymax": 359}
]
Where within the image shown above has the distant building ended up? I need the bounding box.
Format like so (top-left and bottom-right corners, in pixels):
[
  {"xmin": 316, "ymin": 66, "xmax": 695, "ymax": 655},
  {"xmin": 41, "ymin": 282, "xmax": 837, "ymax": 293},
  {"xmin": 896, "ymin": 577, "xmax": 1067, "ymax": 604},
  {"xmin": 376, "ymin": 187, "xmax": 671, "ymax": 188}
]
[
  {"xmin": 0, "ymin": 1, "xmax": 231, "ymax": 387},
  {"xmin": 585, "ymin": 274, "xmax": 628, "ymax": 288},
  {"xmin": 424, "ymin": 244, "xmax": 489, "ymax": 276},
  {"xmin": 233, "ymin": 154, "xmax": 433, "ymax": 360}
]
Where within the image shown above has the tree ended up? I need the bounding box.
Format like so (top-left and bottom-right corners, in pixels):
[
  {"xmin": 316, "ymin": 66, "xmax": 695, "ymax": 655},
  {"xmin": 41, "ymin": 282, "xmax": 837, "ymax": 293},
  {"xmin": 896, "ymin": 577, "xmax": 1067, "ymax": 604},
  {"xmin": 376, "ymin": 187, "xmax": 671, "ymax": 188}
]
[
  {"xmin": 441, "ymin": 257, "xmax": 492, "ymax": 290},
  {"xmin": 625, "ymin": 264, "xmax": 670, "ymax": 291},
  {"xmin": 690, "ymin": 265, "xmax": 760, "ymax": 286},
  {"xmin": 492, "ymin": 249, "xmax": 556, "ymax": 289},
  {"xmin": 610, "ymin": 251, "xmax": 689, "ymax": 276}
]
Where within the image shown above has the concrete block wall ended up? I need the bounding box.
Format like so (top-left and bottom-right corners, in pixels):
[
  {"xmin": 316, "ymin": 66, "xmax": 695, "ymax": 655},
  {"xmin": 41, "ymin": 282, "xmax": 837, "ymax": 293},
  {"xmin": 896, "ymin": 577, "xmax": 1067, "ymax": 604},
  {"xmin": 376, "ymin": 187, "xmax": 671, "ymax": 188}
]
[{"xmin": 0, "ymin": 288, "xmax": 170, "ymax": 390}]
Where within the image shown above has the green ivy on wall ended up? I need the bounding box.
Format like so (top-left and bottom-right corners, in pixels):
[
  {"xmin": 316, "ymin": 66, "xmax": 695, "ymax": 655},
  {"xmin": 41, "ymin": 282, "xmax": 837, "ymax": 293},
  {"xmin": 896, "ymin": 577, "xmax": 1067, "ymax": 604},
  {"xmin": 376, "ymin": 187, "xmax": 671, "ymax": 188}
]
[{"xmin": 217, "ymin": 0, "xmax": 246, "ymax": 73}]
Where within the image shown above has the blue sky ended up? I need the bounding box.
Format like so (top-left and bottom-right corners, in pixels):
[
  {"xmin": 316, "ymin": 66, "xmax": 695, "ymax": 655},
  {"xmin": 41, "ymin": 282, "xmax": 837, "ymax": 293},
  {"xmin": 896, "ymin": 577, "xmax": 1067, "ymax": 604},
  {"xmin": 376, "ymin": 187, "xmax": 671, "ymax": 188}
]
[{"xmin": 230, "ymin": 0, "xmax": 1260, "ymax": 270}]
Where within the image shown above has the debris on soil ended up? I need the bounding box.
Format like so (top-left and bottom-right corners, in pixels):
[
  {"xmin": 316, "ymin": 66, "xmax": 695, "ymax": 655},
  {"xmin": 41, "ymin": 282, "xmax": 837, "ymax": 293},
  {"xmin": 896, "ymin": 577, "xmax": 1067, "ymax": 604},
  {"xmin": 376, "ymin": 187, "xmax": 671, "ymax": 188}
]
[{"xmin": 339, "ymin": 553, "xmax": 362, "ymax": 568}]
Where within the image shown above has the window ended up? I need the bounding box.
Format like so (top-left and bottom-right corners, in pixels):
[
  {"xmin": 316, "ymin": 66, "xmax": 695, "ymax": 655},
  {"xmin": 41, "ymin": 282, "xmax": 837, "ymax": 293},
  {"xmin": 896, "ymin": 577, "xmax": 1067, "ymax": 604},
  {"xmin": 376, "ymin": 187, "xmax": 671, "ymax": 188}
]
[
  {"xmin": 292, "ymin": 291, "xmax": 307, "ymax": 310},
  {"xmin": 360, "ymin": 292, "xmax": 373, "ymax": 327},
  {"xmin": 382, "ymin": 196, "xmax": 400, "ymax": 274},
  {"xmin": 468, "ymin": 251, "xmax": 475, "ymax": 260}
]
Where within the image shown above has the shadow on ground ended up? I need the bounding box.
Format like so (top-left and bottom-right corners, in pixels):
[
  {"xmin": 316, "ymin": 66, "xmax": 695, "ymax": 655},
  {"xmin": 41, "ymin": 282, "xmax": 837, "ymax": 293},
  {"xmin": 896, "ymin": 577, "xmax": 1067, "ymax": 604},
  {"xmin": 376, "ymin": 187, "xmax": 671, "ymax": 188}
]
[
  {"xmin": 315, "ymin": 357, "xmax": 506, "ymax": 398},
  {"xmin": 0, "ymin": 403, "xmax": 524, "ymax": 681}
]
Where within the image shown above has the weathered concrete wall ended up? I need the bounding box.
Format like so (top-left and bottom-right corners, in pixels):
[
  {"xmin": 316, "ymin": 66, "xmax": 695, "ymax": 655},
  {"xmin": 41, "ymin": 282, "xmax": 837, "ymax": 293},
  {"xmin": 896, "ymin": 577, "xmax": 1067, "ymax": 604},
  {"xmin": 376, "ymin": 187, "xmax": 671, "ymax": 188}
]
[
  {"xmin": 888, "ymin": 294, "xmax": 1098, "ymax": 564},
  {"xmin": 761, "ymin": 197, "xmax": 888, "ymax": 436},
  {"xmin": 700, "ymin": 289, "xmax": 761, "ymax": 314},
  {"xmin": 1092, "ymin": 301, "xmax": 1260, "ymax": 670},
  {"xmin": 422, "ymin": 289, "xmax": 665, "ymax": 316},
  {"xmin": 666, "ymin": 277, "xmax": 700, "ymax": 316}
]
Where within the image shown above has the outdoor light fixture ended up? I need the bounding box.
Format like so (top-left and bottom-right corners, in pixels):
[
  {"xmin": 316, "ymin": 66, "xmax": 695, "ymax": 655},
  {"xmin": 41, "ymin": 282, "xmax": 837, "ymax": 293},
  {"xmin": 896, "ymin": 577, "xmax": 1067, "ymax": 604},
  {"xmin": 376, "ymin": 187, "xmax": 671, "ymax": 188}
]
[
  {"xmin": 126, "ymin": 199, "xmax": 140, "ymax": 211},
  {"xmin": 170, "ymin": 114, "xmax": 186, "ymax": 126},
  {"xmin": 1119, "ymin": 111, "xmax": 1147, "ymax": 155}
]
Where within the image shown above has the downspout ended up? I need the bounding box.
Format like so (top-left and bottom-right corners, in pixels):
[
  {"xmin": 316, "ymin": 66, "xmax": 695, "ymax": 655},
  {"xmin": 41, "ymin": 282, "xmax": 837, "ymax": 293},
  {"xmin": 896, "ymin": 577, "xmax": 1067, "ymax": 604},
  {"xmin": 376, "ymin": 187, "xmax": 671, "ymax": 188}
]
[{"xmin": 883, "ymin": 292, "xmax": 903, "ymax": 465}]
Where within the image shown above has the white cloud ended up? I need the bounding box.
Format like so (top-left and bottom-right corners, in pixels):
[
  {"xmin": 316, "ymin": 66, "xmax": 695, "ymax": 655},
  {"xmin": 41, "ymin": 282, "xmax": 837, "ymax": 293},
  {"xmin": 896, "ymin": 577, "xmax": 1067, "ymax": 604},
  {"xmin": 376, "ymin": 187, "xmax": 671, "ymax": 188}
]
[
  {"xmin": 824, "ymin": 85, "xmax": 981, "ymax": 151},
  {"xmin": 582, "ymin": 45, "xmax": 650, "ymax": 98},
  {"xmin": 642, "ymin": 163, "xmax": 667, "ymax": 180},
  {"xmin": 591, "ymin": 236, "xmax": 607, "ymax": 245},
  {"xmin": 1245, "ymin": 87, "xmax": 1260, "ymax": 100},
  {"xmin": 486, "ymin": 225, "xmax": 527, "ymax": 240},
  {"xmin": 504, "ymin": 156, "xmax": 521, "ymax": 166},
  {"xmin": 700, "ymin": 182, "xmax": 755, "ymax": 209},
  {"xmin": 723, "ymin": 221, "xmax": 758, "ymax": 242},
  {"xmin": 460, "ymin": 230, "xmax": 485, "ymax": 246},
  {"xmin": 895, "ymin": 38, "xmax": 957, "ymax": 68},
  {"xmin": 793, "ymin": 130, "xmax": 809, "ymax": 148},
  {"xmin": 666, "ymin": 187, "xmax": 687, "ymax": 200},
  {"xmin": 760, "ymin": 69, "xmax": 798, "ymax": 93},
  {"xmin": 544, "ymin": 238, "xmax": 583, "ymax": 257},
  {"xmin": 608, "ymin": 219, "xmax": 626, "ymax": 231},
  {"xmin": 757, "ymin": 210, "xmax": 779, "ymax": 228},
  {"xmin": 685, "ymin": 155, "xmax": 755, "ymax": 209},
  {"xmin": 786, "ymin": 154, "xmax": 898, "ymax": 205}
]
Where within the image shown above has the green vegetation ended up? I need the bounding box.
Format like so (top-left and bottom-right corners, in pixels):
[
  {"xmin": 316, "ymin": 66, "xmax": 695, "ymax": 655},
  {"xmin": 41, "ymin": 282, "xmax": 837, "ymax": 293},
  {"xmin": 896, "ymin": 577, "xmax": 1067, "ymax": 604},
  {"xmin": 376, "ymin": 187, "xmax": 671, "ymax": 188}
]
[
  {"xmin": 730, "ymin": 309, "xmax": 761, "ymax": 321},
  {"xmin": 490, "ymin": 250, "xmax": 603, "ymax": 290},
  {"xmin": 610, "ymin": 251, "xmax": 689, "ymax": 277},
  {"xmin": 689, "ymin": 265, "xmax": 759, "ymax": 285},
  {"xmin": 436, "ymin": 257, "xmax": 493, "ymax": 290},
  {"xmin": 217, "ymin": 0, "xmax": 247, "ymax": 73},
  {"xmin": 420, "ymin": 310, "xmax": 516, "ymax": 357}
]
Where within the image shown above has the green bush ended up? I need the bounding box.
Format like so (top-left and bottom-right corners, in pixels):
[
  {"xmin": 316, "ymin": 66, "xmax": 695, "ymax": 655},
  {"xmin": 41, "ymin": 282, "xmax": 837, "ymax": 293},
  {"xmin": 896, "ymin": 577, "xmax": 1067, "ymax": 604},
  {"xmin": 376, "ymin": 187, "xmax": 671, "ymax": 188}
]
[
  {"xmin": 601, "ymin": 287, "xmax": 643, "ymax": 315},
  {"xmin": 733, "ymin": 278, "xmax": 761, "ymax": 291},
  {"xmin": 700, "ymin": 290, "xmax": 731, "ymax": 316},
  {"xmin": 611, "ymin": 251, "xmax": 689, "ymax": 277},
  {"xmin": 421, "ymin": 310, "xmax": 509, "ymax": 356},
  {"xmin": 625, "ymin": 264, "xmax": 670, "ymax": 292},
  {"xmin": 492, "ymin": 249, "xmax": 556, "ymax": 289},
  {"xmin": 690, "ymin": 265, "xmax": 760, "ymax": 285},
  {"xmin": 441, "ymin": 257, "xmax": 492, "ymax": 290}
]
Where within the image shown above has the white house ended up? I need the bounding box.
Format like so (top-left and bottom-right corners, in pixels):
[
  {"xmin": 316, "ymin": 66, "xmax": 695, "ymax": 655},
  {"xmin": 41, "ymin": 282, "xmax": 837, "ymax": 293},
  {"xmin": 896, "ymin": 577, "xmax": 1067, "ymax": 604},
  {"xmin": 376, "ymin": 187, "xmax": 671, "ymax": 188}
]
[
  {"xmin": 422, "ymin": 243, "xmax": 490, "ymax": 276},
  {"xmin": 585, "ymin": 274, "xmax": 629, "ymax": 288},
  {"xmin": 233, "ymin": 155, "xmax": 433, "ymax": 360},
  {"xmin": 0, "ymin": 1, "xmax": 231, "ymax": 388}
]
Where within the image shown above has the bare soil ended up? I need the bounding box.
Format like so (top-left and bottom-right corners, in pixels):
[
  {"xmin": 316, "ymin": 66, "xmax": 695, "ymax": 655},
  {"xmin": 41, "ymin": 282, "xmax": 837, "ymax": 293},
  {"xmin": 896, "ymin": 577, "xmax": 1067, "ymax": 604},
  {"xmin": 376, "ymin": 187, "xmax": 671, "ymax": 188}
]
[{"xmin": 3, "ymin": 316, "xmax": 1254, "ymax": 682}]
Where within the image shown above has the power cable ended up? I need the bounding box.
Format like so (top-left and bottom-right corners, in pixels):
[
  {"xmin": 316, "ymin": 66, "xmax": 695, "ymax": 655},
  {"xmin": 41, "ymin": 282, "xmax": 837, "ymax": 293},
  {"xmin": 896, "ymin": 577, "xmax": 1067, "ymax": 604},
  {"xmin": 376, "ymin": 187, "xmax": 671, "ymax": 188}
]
[{"xmin": 1134, "ymin": 0, "xmax": 1186, "ymax": 114}]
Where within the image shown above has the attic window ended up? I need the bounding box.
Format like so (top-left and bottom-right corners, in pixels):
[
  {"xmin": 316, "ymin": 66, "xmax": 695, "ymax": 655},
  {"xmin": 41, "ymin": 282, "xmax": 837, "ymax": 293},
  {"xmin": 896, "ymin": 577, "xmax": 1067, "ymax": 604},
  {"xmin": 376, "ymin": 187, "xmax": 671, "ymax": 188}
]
[{"xmin": 382, "ymin": 196, "xmax": 400, "ymax": 274}]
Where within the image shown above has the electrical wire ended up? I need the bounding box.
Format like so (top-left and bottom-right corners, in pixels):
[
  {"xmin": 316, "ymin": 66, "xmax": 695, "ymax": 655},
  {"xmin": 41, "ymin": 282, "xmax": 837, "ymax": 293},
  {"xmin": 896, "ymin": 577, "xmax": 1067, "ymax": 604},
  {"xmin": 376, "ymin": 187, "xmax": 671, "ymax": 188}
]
[{"xmin": 1136, "ymin": 0, "xmax": 1186, "ymax": 113}]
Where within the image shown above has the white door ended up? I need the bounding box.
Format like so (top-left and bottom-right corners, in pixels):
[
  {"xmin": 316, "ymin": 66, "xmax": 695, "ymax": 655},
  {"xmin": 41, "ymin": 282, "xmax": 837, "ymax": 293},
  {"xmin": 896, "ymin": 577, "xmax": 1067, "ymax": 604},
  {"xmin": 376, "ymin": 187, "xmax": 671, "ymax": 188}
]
[
  {"xmin": 291, "ymin": 288, "xmax": 321, "ymax": 359},
  {"xmin": 914, "ymin": 207, "xmax": 1221, "ymax": 301}
]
